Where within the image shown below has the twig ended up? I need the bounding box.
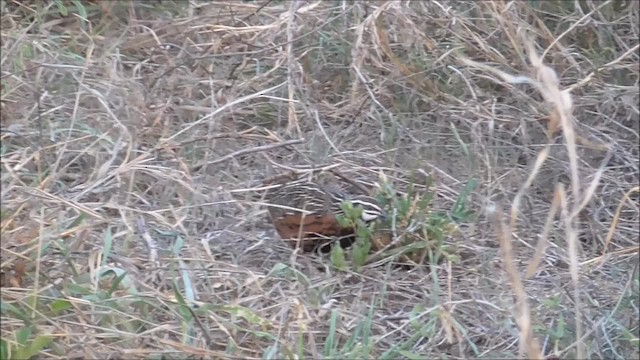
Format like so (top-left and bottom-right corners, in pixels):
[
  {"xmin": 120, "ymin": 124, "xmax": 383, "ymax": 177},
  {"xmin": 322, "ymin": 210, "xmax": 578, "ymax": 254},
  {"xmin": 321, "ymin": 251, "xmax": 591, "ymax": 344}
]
[
  {"xmin": 136, "ymin": 216, "xmax": 159, "ymax": 266},
  {"xmin": 191, "ymin": 138, "xmax": 304, "ymax": 171}
]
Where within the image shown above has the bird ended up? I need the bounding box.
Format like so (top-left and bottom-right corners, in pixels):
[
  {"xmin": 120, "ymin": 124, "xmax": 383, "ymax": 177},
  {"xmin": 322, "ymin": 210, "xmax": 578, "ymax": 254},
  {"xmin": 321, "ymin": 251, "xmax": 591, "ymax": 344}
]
[{"xmin": 263, "ymin": 173, "xmax": 386, "ymax": 253}]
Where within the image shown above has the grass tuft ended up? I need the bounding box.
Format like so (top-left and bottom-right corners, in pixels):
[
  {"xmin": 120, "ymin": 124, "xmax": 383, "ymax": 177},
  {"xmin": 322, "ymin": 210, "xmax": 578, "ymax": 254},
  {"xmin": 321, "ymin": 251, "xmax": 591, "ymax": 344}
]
[{"xmin": 1, "ymin": 0, "xmax": 637, "ymax": 358}]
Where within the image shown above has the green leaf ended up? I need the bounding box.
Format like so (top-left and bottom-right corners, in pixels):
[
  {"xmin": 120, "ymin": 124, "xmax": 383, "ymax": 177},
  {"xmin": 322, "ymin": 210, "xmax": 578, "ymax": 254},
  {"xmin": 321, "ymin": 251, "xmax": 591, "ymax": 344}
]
[
  {"xmin": 355, "ymin": 221, "xmax": 373, "ymax": 240},
  {"xmin": 339, "ymin": 201, "xmax": 354, "ymax": 214},
  {"xmin": 554, "ymin": 315, "xmax": 565, "ymax": 340},
  {"xmin": 14, "ymin": 335, "xmax": 53, "ymax": 360},
  {"xmin": 223, "ymin": 306, "xmax": 270, "ymax": 327},
  {"xmin": 352, "ymin": 205, "xmax": 363, "ymax": 218},
  {"xmin": 171, "ymin": 281, "xmax": 192, "ymax": 320},
  {"xmin": 330, "ymin": 244, "xmax": 347, "ymax": 271},
  {"xmin": 53, "ymin": 0, "xmax": 68, "ymax": 16},
  {"xmin": 99, "ymin": 266, "xmax": 138, "ymax": 295},
  {"xmin": 417, "ymin": 189, "xmax": 434, "ymax": 212},
  {"xmin": 263, "ymin": 343, "xmax": 279, "ymax": 360},
  {"xmin": 269, "ymin": 262, "xmax": 289, "ymax": 275},
  {"xmin": 352, "ymin": 239, "xmax": 370, "ymax": 269},
  {"xmin": 451, "ymin": 178, "xmax": 476, "ymax": 221},
  {"xmin": 16, "ymin": 326, "xmax": 32, "ymax": 345},
  {"xmin": 178, "ymin": 259, "xmax": 195, "ymax": 303},
  {"xmin": 336, "ymin": 214, "xmax": 351, "ymax": 228},
  {"xmin": 71, "ymin": 0, "xmax": 88, "ymax": 23},
  {"xmin": 1, "ymin": 301, "xmax": 30, "ymax": 322},
  {"xmin": 67, "ymin": 213, "xmax": 86, "ymax": 229},
  {"xmin": 173, "ymin": 236, "xmax": 185, "ymax": 256},
  {"xmin": 66, "ymin": 283, "xmax": 92, "ymax": 296},
  {"xmin": 106, "ymin": 270, "xmax": 129, "ymax": 297},
  {"xmin": 409, "ymin": 304, "xmax": 425, "ymax": 331},
  {"xmin": 397, "ymin": 196, "xmax": 410, "ymax": 217},
  {"xmin": 28, "ymin": 336, "xmax": 52, "ymax": 357},
  {"xmin": 324, "ymin": 309, "xmax": 339, "ymax": 357},
  {"xmin": 50, "ymin": 299, "xmax": 72, "ymax": 315},
  {"xmin": 0, "ymin": 339, "xmax": 8, "ymax": 360}
]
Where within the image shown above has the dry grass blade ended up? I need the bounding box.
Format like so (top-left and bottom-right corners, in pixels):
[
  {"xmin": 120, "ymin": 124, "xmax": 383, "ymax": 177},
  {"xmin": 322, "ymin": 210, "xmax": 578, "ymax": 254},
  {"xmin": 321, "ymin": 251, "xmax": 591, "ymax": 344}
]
[
  {"xmin": 557, "ymin": 184, "xmax": 584, "ymax": 359},
  {"xmin": 597, "ymin": 186, "xmax": 640, "ymax": 267},
  {"xmin": 192, "ymin": 138, "xmax": 305, "ymax": 169},
  {"xmin": 166, "ymin": 82, "xmax": 287, "ymax": 142},
  {"xmin": 525, "ymin": 40, "xmax": 580, "ymax": 198},
  {"xmin": 510, "ymin": 146, "xmax": 550, "ymax": 232},
  {"xmin": 526, "ymin": 184, "xmax": 562, "ymax": 279},
  {"xmin": 487, "ymin": 203, "xmax": 544, "ymax": 359},
  {"xmin": 1, "ymin": 1, "xmax": 636, "ymax": 358}
]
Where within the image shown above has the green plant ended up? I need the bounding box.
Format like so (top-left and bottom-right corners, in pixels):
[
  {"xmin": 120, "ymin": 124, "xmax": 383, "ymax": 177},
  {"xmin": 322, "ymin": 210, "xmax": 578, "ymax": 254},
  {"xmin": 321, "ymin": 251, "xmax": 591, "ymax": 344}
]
[
  {"xmin": 348, "ymin": 174, "xmax": 475, "ymax": 268},
  {"xmin": 334, "ymin": 201, "xmax": 375, "ymax": 271}
]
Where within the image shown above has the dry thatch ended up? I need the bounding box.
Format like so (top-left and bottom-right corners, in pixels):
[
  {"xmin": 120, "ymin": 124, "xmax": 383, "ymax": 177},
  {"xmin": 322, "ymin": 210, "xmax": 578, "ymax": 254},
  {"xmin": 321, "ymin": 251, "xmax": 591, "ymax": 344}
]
[{"xmin": 1, "ymin": 1, "xmax": 638, "ymax": 359}]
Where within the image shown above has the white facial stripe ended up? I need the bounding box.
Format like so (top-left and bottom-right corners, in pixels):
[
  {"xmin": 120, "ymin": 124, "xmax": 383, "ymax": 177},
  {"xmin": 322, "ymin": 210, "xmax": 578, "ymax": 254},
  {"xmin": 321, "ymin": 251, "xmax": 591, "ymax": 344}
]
[
  {"xmin": 349, "ymin": 199, "xmax": 383, "ymax": 213},
  {"xmin": 361, "ymin": 211, "xmax": 382, "ymax": 222},
  {"xmin": 347, "ymin": 199, "xmax": 385, "ymax": 222}
]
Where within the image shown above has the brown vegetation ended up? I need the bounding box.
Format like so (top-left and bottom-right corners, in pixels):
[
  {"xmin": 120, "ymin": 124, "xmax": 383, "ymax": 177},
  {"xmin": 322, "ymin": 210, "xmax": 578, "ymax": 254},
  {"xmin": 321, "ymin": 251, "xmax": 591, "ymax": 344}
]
[{"xmin": 1, "ymin": 1, "xmax": 638, "ymax": 359}]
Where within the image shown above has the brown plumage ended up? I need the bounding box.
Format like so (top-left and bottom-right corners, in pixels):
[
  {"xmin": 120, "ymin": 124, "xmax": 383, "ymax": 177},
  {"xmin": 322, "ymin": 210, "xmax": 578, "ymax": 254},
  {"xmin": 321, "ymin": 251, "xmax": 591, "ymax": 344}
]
[{"xmin": 263, "ymin": 173, "xmax": 385, "ymax": 252}]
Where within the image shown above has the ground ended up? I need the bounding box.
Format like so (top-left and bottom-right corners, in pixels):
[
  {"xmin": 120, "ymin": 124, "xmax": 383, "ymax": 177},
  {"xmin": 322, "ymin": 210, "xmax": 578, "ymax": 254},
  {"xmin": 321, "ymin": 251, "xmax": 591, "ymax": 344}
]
[{"xmin": 1, "ymin": 1, "xmax": 638, "ymax": 359}]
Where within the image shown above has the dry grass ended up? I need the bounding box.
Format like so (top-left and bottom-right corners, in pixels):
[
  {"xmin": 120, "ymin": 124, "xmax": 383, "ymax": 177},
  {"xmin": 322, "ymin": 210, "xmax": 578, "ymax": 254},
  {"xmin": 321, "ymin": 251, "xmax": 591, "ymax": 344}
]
[{"xmin": 1, "ymin": 1, "xmax": 638, "ymax": 359}]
